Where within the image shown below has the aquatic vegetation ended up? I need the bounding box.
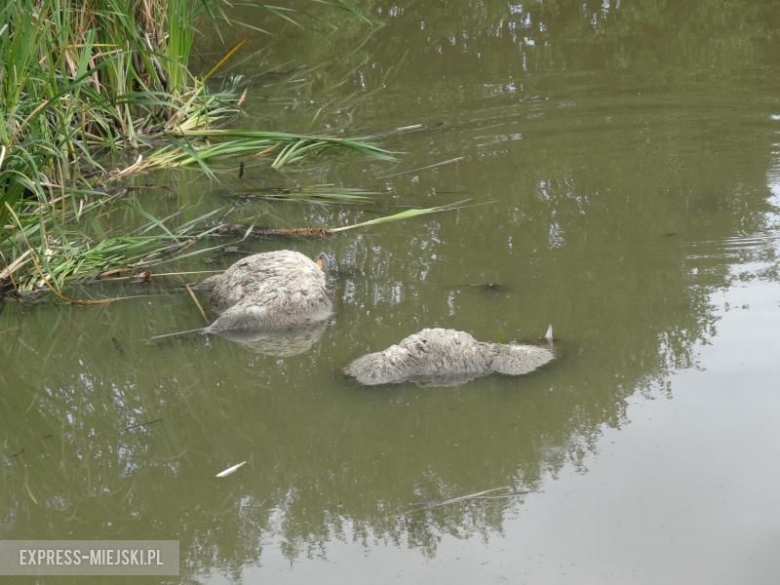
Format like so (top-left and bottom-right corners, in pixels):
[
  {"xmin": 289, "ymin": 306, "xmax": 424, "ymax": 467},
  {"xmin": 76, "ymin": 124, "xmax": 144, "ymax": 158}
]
[{"xmin": 0, "ymin": 0, "xmax": 402, "ymax": 299}]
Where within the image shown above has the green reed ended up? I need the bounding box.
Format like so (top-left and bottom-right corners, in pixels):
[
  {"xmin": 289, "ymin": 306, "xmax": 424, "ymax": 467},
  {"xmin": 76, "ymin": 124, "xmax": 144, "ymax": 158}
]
[{"xmin": 0, "ymin": 0, "xmax": 397, "ymax": 297}]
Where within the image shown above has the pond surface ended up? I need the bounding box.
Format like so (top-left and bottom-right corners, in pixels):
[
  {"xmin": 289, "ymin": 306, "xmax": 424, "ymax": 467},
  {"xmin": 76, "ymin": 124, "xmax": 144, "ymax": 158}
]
[{"xmin": 3, "ymin": 1, "xmax": 780, "ymax": 583}]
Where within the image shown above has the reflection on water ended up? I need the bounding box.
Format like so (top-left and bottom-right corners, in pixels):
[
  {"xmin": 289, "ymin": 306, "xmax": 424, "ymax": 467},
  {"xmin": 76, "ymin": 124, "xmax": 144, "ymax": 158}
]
[
  {"xmin": 3, "ymin": 1, "xmax": 780, "ymax": 583},
  {"xmin": 214, "ymin": 321, "xmax": 329, "ymax": 356}
]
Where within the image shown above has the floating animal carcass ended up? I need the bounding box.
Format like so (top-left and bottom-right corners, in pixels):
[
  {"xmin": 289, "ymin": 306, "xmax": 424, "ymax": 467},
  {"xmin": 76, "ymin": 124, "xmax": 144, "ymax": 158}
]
[
  {"xmin": 344, "ymin": 328, "xmax": 554, "ymax": 387},
  {"xmin": 150, "ymin": 250, "xmax": 332, "ymax": 356},
  {"xmin": 195, "ymin": 250, "xmax": 333, "ymax": 333}
]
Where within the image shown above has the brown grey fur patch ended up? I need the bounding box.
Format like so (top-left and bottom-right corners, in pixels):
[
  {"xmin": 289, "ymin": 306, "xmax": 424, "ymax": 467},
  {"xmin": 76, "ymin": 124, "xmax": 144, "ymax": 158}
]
[{"xmin": 196, "ymin": 250, "xmax": 333, "ymax": 332}]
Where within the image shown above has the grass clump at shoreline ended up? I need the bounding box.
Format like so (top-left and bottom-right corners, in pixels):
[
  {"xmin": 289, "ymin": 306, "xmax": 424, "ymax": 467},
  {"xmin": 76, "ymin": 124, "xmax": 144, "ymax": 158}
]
[{"xmin": 0, "ymin": 0, "xmax": 403, "ymax": 299}]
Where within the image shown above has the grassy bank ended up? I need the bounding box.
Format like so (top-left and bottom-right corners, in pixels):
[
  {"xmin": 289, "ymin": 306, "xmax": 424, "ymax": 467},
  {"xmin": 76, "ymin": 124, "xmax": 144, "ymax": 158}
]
[{"xmin": 0, "ymin": 0, "xmax": 397, "ymax": 298}]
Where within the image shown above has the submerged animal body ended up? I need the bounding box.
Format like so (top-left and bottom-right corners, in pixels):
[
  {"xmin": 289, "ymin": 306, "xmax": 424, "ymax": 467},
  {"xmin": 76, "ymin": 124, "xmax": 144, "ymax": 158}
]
[
  {"xmin": 344, "ymin": 328, "xmax": 554, "ymax": 387},
  {"xmin": 196, "ymin": 250, "xmax": 333, "ymax": 333}
]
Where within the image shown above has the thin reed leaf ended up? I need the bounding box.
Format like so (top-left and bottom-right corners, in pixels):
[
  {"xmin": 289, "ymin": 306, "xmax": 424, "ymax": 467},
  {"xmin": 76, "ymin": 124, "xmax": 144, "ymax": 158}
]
[{"xmin": 330, "ymin": 200, "xmax": 472, "ymax": 233}]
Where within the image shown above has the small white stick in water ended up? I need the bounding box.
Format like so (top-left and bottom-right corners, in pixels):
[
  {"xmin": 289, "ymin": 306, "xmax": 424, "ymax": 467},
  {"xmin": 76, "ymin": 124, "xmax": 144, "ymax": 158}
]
[
  {"xmin": 216, "ymin": 461, "xmax": 247, "ymax": 478},
  {"xmin": 545, "ymin": 324, "xmax": 554, "ymax": 343}
]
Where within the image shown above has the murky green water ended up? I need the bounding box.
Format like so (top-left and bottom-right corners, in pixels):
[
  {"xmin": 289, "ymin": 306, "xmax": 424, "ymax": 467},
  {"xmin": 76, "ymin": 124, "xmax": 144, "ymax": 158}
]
[{"xmin": 3, "ymin": 1, "xmax": 780, "ymax": 583}]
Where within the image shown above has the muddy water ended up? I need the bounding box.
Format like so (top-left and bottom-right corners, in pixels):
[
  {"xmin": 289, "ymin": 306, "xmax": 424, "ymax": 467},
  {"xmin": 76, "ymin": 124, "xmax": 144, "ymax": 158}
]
[{"xmin": 3, "ymin": 1, "xmax": 780, "ymax": 583}]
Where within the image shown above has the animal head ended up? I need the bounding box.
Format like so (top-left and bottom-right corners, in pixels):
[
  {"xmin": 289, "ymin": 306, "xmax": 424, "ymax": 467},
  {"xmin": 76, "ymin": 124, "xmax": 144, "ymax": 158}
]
[{"xmin": 490, "ymin": 344, "xmax": 555, "ymax": 375}]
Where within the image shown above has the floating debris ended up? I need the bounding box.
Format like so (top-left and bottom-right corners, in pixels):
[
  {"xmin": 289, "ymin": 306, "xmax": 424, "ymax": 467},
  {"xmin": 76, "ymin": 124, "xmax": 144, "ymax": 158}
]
[
  {"xmin": 459, "ymin": 282, "xmax": 505, "ymax": 293},
  {"xmin": 216, "ymin": 461, "xmax": 247, "ymax": 478},
  {"xmin": 409, "ymin": 486, "xmax": 529, "ymax": 510},
  {"xmin": 121, "ymin": 418, "xmax": 163, "ymax": 432},
  {"xmin": 111, "ymin": 337, "xmax": 125, "ymax": 356}
]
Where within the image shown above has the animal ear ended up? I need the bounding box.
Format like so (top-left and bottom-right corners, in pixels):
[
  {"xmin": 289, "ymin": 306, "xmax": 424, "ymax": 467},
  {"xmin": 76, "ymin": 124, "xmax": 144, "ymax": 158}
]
[{"xmin": 315, "ymin": 252, "xmax": 330, "ymax": 271}]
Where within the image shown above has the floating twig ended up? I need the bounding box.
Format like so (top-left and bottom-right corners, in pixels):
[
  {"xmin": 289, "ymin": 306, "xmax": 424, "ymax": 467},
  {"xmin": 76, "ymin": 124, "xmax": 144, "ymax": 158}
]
[
  {"xmin": 147, "ymin": 327, "xmax": 206, "ymax": 343},
  {"xmin": 96, "ymin": 269, "xmax": 222, "ymax": 282},
  {"xmin": 122, "ymin": 418, "xmax": 164, "ymax": 432},
  {"xmin": 409, "ymin": 486, "xmax": 529, "ymax": 510},
  {"xmin": 185, "ymin": 284, "xmax": 209, "ymax": 323},
  {"xmin": 214, "ymin": 224, "xmax": 333, "ymax": 239}
]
